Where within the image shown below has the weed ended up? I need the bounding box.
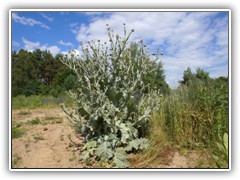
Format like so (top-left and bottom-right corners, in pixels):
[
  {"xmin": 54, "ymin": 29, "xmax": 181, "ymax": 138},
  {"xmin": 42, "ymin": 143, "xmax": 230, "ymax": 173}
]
[
  {"xmin": 18, "ymin": 110, "xmax": 31, "ymax": 115},
  {"xmin": 12, "ymin": 154, "xmax": 22, "ymax": 168},
  {"xmin": 60, "ymin": 135, "xmax": 64, "ymax": 141},
  {"xmin": 28, "ymin": 117, "xmax": 41, "ymax": 125},
  {"xmin": 43, "ymin": 116, "xmax": 63, "ymax": 124},
  {"xmin": 12, "ymin": 127, "xmax": 27, "ymax": 139},
  {"xmin": 33, "ymin": 134, "xmax": 44, "ymax": 142},
  {"xmin": 69, "ymin": 153, "xmax": 77, "ymax": 162}
]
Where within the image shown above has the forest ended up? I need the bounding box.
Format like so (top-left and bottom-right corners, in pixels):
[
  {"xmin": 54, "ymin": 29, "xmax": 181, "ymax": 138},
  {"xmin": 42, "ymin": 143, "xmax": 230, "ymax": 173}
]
[{"xmin": 11, "ymin": 26, "xmax": 229, "ymax": 169}]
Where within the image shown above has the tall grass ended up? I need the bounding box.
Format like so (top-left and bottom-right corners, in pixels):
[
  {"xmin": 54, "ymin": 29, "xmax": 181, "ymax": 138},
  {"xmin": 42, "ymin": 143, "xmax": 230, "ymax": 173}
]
[
  {"xmin": 161, "ymin": 79, "xmax": 228, "ymax": 148},
  {"xmin": 128, "ymin": 112, "xmax": 172, "ymax": 168},
  {"xmin": 130, "ymin": 79, "xmax": 228, "ymax": 168}
]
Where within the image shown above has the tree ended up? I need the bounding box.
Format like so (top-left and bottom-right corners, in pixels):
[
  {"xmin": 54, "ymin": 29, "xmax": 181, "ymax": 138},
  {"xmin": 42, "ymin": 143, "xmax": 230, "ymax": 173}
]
[
  {"xmin": 12, "ymin": 49, "xmax": 75, "ymax": 97},
  {"xmin": 179, "ymin": 67, "xmax": 211, "ymax": 86}
]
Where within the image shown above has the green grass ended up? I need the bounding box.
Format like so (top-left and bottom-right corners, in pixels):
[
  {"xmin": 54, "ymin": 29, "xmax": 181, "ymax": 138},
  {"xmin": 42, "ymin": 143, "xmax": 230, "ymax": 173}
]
[
  {"xmin": 18, "ymin": 110, "xmax": 31, "ymax": 115},
  {"xmin": 33, "ymin": 134, "xmax": 44, "ymax": 142},
  {"xmin": 28, "ymin": 117, "xmax": 41, "ymax": 125},
  {"xmin": 12, "ymin": 95, "xmax": 74, "ymax": 109},
  {"xmin": 12, "ymin": 127, "xmax": 27, "ymax": 139},
  {"xmin": 42, "ymin": 116, "xmax": 63, "ymax": 124}
]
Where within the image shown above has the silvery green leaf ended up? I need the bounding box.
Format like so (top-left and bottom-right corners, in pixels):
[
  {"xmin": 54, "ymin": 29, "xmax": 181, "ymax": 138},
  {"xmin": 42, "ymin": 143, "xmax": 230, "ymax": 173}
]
[
  {"xmin": 113, "ymin": 148, "xmax": 128, "ymax": 168},
  {"xmin": 126, "ymin": 139, "xmax": 139, "ymax": 151},
  {"xmin": 81, "ymin": 150, "xmax": 90, "ymax": 161},
  {"xmin": 139, "ymin": 138, "xmax": 149, "ymax": 150},
  {"xmin": 82, "ymin": 140, "xmax": 97, "ymax": 150},
  {"xmin": 119, "ymin": 123, "xmax": 130, "ymax": 143},
  {"xmin": 95, "ymin": 141, "xmax": 113, "ymax": 162}
]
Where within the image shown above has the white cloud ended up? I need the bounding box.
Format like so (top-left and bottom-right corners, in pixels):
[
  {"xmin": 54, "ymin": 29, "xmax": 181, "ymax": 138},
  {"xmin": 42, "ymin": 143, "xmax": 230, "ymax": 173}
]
[
  {"xmin": 12, "ymin": 13, "xmax": 50, "ymax": 29},
  {"xmin": 70, "ymin": 22, "xmax": 78, "ymax": 27},
  {"xmin": 12, "ymin": 40, "xmax": 20, "ymax": 47},
  {"xmin": 22, "ymin": 37, "xmax": 40, "ymax": 49},
  {"xmin": 22, "ymin": 37, "xmax": 60, "ymax": 56},
  {"xmin": 43, "ymin": 45, "xmax": 60, "ymax": 56},
  {"xmin": 40, "ymin": 13, "xmax": 54, "ymax": 22},
  {"xmin": 75, "ymin": 12, "xmax": 228, "ymax": 87},
  {"xmin": 58, "ymin": 40, "xmax": 74, "ymax": 47}
]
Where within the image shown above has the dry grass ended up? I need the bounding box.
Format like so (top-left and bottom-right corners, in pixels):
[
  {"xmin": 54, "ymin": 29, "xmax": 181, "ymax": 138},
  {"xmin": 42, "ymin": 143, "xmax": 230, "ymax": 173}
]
[{"xmin": 128, "ymin": 113, "xmax": 173, "ymax": 168}]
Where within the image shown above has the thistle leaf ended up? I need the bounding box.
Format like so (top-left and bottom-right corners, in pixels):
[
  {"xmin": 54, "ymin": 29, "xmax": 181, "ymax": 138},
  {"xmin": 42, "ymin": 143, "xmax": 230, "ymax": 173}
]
[
  {"xmin": 119, "ymin": 123, "xmax": 130, "ymax": 143},
  {"xmin": 113, "ymin": 148, "xmax": 128, "ymax": 168},
  {"xmin": 95, "ymin": 141, "xmax": 113, "ymax": 162},
  {"xmin": 82, "ymin": 140, "xmax": 97, "ymax": 150},
  {"xmin": 126, "ymin": 138, "xmax": 149, "ymax": 151},
  {"xmin": 81, "ymin": 150, "xmax": 90, "ymax": 161}
]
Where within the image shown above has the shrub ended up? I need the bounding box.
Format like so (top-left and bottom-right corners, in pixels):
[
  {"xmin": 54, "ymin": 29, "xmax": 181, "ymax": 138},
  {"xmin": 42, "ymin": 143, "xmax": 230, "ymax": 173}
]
[{"xmin": 60, "ymin": 24, "xmax": 162, "ymax": 167}]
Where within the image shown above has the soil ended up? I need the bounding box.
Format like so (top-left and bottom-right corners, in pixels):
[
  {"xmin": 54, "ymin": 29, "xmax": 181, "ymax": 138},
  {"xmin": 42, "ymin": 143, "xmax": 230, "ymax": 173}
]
[
  {"xmin": 12, "ymin": 107, "xmax": 84, "ymax": 168},
  {"xmin": 11, "ymin": 107, "xmax": 212, "ymax": 169}
]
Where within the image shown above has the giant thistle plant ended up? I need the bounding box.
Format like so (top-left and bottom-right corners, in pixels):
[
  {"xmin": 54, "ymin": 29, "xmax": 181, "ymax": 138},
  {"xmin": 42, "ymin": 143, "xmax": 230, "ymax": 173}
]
[{"xmin": 60, "ymin": 24, "xmax": 161, "ymax": 168}]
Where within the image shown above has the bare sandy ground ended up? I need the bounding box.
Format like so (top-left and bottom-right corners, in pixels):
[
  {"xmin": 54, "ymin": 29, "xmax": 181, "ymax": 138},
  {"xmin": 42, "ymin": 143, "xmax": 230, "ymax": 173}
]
[
  {"xmin": 12, "ymin": 107, "xmax": 83, "ymax": 168},
  {"xmin": 11, "ymin": 107, "xmax": 212, "ymax": 169}
]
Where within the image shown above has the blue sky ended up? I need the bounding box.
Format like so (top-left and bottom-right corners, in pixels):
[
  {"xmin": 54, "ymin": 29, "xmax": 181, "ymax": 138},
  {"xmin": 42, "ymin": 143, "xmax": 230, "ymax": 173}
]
[{"xmin": 11, "ymin": 11, "xmax": 229, "ymax": 87}]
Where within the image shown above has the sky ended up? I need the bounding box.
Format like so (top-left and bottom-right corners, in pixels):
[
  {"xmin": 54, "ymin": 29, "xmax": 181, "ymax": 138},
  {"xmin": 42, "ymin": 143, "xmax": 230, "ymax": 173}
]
[{"xmin": 11, "ymin": 11, "xmax": 229, "ymax": 87}]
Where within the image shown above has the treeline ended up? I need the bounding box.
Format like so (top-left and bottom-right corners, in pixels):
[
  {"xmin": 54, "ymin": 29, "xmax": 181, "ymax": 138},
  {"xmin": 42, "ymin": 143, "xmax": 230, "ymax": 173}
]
[
  {"xmin": 12, "ymin": 49, "xmax": 170, "ymax": 97},
  {"xmin": 12, "ymin": 49, "xmax": 77, "ymax": 97}
]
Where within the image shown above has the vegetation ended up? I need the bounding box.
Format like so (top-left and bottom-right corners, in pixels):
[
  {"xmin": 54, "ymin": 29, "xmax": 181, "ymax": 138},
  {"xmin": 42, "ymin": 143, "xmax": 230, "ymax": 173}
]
[
  {"xmin": 12, "ymin": 49, "xmax": 77, "ymax": 97},
  {"xmin": 12, "ymin": 95, "xmax": 74, "ymax": 109},
  {"xmin": 11, "ymin": 25, "xmax": 229, "ymax": 169},
  {"xmin": 60, "ymin": 25, "xmax": 168, "ymax": 168},
  {"xmin": 12, "ymin": 127, "xmax": 27, "ymax": 139},
  {"xmin": 130, "ymin": 68, "xmax": 229, "ymax": 168},
  {"xmin": 12, "ymin": 154, "xmax": 22, "ymax": 168},
  {"xmin": 28, "ymin": 117, "xmax": 41, "ymax": 125}
]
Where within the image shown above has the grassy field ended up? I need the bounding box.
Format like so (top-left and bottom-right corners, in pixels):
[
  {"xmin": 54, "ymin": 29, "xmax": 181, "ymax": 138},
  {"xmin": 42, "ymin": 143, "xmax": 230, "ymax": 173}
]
[{"xmin": 12, "ymin": 95, "xmax": 74, "ymax": 109}]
